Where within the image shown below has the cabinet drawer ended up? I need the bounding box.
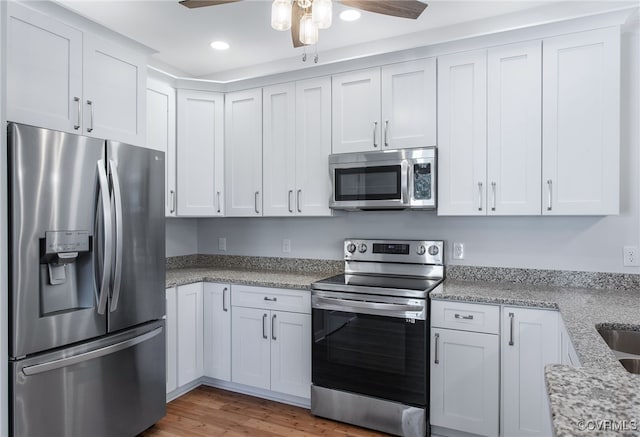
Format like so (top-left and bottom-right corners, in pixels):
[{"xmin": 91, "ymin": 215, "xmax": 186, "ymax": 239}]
[
  {"xmin": 231, "ymin": 285, "xmax": 311, "ymax": 314},
  {"xmin": 431, "ymin": 300, "xmax": 499, "ymax": 334}
]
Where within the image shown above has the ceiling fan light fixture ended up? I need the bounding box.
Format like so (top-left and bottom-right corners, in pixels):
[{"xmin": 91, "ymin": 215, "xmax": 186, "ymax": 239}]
[
  {"xmin": 271, "ymin": 0, "xmax": 292, "ymax": 31},
  {"xmin": 312, "ymin": 0, "xmax": 332, "ymax": 29},
  {"xmin": 299, "ymin": 12, "xmax": 318, "ymax": 45},
  {"xmin": 339, "ymin": 9, "xmax": 361, "ymax": 22}
]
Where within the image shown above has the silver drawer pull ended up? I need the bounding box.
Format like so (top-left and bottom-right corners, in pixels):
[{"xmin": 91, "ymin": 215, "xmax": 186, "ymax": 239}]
[
  {"xmin": 264, "ymin": 296, "xmax": 277, "ymax": 302},
  {"xmin": 509, "ymin": 312, "xmax": 515, "ymax": 346},
  {"xmin": 434, "ymin": 332, "xmax": 440, "ymax": 364},
  {"xmin": 454, "ymin": 314, "xmax": 474, "ymax": 320}
]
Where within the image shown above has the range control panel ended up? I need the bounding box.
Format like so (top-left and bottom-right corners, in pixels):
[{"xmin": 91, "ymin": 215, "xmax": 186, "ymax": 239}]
[{"xmin": 344, "ymin": 239, "xmax": 444, "ymax": 265}]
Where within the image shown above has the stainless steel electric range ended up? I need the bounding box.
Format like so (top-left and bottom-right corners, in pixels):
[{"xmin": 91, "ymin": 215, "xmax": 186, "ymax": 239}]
[{"xmin": 310, "ymin": 239, "xmax": 444, "ymax": 437}]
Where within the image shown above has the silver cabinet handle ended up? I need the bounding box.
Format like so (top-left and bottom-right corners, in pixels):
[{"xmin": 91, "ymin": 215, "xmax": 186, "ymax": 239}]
[
  {"xmin": 74, "ymin": 97, "xmax": 81, "ymax": 130},
  {"xmin": 271, "ymin": 314, "xmax": 277, "ymax": 341},
  {"xmin": 108, "ymin": 160, "xmax": 124, "ymax": 313},
  {"xmin": 262, "ymin": 313, "xmax": 268, "ymax": 339},
  {"xmin": 288, "ymin": 190, "xmax": 293, "ymax": 213},
  {"xmin": 254, "ymin": 191, "xmax": 260, "ymax": 214},
  {"xmin": 86, "ymin": 100, "xmax": 94, "ymax": 133},
  {"xmin": 384, "ymin": 120, "xmax": 389, "ymax": 147},
  {"xmin": 434, "ymin": 332, "xmax": 440, "ymax": 364},
  {"xmin": 170, "ymin": 190, "xmax": 176, "ymax": 214},
  {"xmin": 547, "ymin": 179, "xmax": 553, "ymax": 211},
  {"xmin": 454, "ymin": 314, "xmax": 474, "ymax": 320},
  {"xmin": 222, "ymin": 287, "xmax": 228, "ymax": 312},
  {"xmin": 96, "ymin": 160, "xmax": 112, "ymax": 316},
  {"xmin": 217, "ymin": 191, "xmax": 221, "ymax": 214},
  {"xmin": 491, "ymin": 182, "xmax": 496, "ymax": 212},
  {"xmin": 297, "ymin": 189, "xmax": 302, "ymax": 213},
  {"xmin": 478, "ymin": 182, "xmax": 483, "ymax": 211},
  {"xmin": 23, "ymin": 327, "xmax": 163, "ymax": 376},
  {"xmin": 264, "ymin": 296, "xmax": 277, "ymax": 302},
  {"xmin": 509, "ymin": 312, "xmax": 515, "ymax": 346},
  {"xmin": 373, "ymin": 121, "xmax": 378, "ymax": 147}
]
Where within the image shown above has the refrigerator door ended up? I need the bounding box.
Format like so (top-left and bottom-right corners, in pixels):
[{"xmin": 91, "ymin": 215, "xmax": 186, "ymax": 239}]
[
  {"xmin": 107, "ymin": 142, "xmax": 165, "ymax": 332},
  {"xmin": 11, "ymin": 320, "xmax": 166, "ymax": 437},
  {"xmin": 9, "ymin": 123, "xmax": 108, "ymax": 358}
]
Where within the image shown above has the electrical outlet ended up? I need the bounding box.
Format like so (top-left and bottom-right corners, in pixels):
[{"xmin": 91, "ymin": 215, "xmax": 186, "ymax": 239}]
[
  {"xmin": 282, "ymin": 239, "xmax": 291, "ymax": 253},
  {"xmin": 453, "ymin": 242, "xmax": 464, "ymax": 260},
  {"xmin": 623, "ymin": 246, "xmax": 639, "ymax": 266},
  {"xmin": 218, "ymin": 237, "xmax": 227, "ymax": 251}
]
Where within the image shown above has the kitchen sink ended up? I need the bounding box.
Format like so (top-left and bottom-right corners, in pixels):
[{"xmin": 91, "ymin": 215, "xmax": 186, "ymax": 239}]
[
  {"xmin": 619, "ymin": 359, "xmax": 640, "ymax": 374},
  {"xmin": 597, "ymin": 327, "xmax": 640, "ymax": 356}
]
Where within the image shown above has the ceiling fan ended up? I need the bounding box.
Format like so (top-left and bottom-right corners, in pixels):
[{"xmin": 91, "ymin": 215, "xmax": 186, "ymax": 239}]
[{"xmin": 179, "ymin": 0, "xmax": 428, "ymax": 48}]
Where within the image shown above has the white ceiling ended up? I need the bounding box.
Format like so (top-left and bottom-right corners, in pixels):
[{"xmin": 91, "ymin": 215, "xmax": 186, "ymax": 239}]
[{"xmin": 55, "ymin": 0, "xmax": 635, "ymax": 81}]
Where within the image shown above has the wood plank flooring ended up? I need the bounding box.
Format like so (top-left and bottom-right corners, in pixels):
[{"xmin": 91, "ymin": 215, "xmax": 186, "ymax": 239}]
[{"xmin": 140, "ymin": 386, "xmax": 389, "ymax": 437}]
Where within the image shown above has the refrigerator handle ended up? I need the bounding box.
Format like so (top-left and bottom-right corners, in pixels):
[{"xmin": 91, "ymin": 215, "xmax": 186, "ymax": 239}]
[
  {"xmin": 109, "ymin": 160, "xmax": 124, "ymax": 313},
  {"xmin": 96, "ymin": 160, "xmax": 112, "ymax": 315},
  {"xmin": 22, "ymin": 327, "xmax": 163, "ymax": 376}
]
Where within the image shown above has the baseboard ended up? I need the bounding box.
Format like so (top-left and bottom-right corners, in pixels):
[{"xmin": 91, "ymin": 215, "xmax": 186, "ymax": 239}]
[{"xmin": 166, "ymin": 380, "xmax": 201, "ymax": 402}]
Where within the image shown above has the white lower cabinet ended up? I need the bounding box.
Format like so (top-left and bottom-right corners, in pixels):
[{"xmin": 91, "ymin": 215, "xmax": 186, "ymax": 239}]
[
  {"xmin": 176, "ymin": 282, "xmax": 204, "ymax": 387},
  {"xmin": 501, "ymin": 307, "xmax": 559, "ymax": 437},
  {"xmin": 165, "ymin": 287, "xmax": 178, "ymax": 394},
  {"xmin": 203, "ymin": 283, "xmax": 232, "ymax": 381},
  {"xmin": 231, "ymin": 285, "xmax": 311, "ymax": 399}
]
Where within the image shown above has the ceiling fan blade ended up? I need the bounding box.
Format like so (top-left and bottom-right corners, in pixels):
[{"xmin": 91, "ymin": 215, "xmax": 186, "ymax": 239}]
[
  {"xmin": 291, "ymin": 1, "xmax": 307, "ymax": 48},
  {"xmin": 339, "ymin": 0, "xmax": 428, "ymax": 19},
  {"xmin": 179, "ymin": 0, "xmax": 242, "ymax": 8}
]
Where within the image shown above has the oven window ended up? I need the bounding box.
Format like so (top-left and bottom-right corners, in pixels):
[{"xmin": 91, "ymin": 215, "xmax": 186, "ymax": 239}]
[
  {"xmin": 334, "ymin": 165, "xmax": 401, "ymax": 201},
  {"xmin": 312, "ymin": 309, "xmax": 426, "ymax": 407}
]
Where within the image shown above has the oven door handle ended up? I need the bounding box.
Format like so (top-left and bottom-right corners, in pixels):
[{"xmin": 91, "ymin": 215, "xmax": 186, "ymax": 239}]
[{"xmin": 313, "ymin": 296, "xmax": 424, "ymax": 315}]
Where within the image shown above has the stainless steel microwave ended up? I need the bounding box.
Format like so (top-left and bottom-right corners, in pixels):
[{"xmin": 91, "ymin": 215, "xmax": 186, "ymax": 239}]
[{"xmin": 329, "ymin": 147, "xmax": 436, "ymax": 210}]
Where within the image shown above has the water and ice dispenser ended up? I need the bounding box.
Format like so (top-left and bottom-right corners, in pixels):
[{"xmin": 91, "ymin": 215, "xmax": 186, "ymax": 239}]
[{"xmin": 39, "ymin": 231, "xmax": 93, "ymax": 315}]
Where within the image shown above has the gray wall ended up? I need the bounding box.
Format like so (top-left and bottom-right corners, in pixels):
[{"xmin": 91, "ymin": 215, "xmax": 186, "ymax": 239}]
[{"xmin": 167, "ymin": 25, "xmax": 640, "ymax": 275}]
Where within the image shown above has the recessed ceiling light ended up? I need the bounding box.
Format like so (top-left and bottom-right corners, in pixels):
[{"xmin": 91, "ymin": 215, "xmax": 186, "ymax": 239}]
[
  {"xmin": 210, "ymin": 41, "xmax": 230, "ymax": 51},
  {"xmin": 339, "ymin": 9, "xmax": 361, "ymax": 22}
]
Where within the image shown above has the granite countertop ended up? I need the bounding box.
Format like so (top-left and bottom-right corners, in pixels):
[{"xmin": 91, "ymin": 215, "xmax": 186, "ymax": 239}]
[{"xmin": 432, "ymin": 280, "xmax": 640, "ymax": 436}]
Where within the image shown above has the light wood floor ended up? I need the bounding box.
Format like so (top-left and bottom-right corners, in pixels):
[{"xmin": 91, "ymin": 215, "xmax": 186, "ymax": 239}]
[{"xmin": 140, "ymin": 386, "xmax": 390, "ymax": 437}]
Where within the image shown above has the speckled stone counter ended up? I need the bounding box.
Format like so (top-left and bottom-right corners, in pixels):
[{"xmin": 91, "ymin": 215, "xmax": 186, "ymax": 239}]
[
  {"xmin": 432, "ymin": 280, "xmax": 640, "ymax": 436},
  {"xmin": 166, "ymin": 255, "xmax": 342, "ymax": 290}
]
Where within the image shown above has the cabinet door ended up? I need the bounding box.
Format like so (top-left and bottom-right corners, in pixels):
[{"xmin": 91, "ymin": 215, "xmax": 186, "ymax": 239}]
[
  {"xmin": 225, "ymin": 89, "xmax": 263, "ymax": 216},
  {"xmin": 295, "ymin": 77, "xmax": 332, "ymax": 216},
  {"xmin": 487, "ymin": 41, "xmax": 542, "ymax": 216},
  {"xmin": 176, "ymin": 89, "xmax": 224, "ymax": 216},
  {"xmin": 502, "ymin": 307, "xmax": 559, "ymax": 437},
  {"xmin": 381, "ymin": 58, "xmax": 436, "ymax": 149},
  {"xmin": 177, "ymin": 283, "xmax": 204, "ymax": 387},
  {"xmin": 83, "ymin": 33, "xmax": 146, "ymax": 146},
  {"xmin": 430, "ymin": 328, "xmax": 499, "ymax": 437},
  {"xmin": 203, "ymin": 283, "xmax": 231, "ymax": 381},
  {"xmin": 165, "ymin": 287, "xmax": 178, "ymax": 394},
  {"xmin": 231, "ymin": 307, "xmax": 271, "ymax": 390},
  {"xmin": 437, "ymin": 50, "xmax": 488, "ymax": 216},
  {"xmin": 263, "ymin": 83, "xmax": 296, "ymax": 216},
  {"xmin": 147, "ymin": 79, "xmax": 177, "ymax": 216},
  {"xmin": 332, "ymin": 68, "xmax": 381, "ymax": 153},
  {"xmin": 270, "ymin": 311, "xmax": 311, "ymax": 399},
  {"xmin": 6, "ymin": 2, "xmax": 83, "ymax": 133},
  {"xmin": 542, "ymin": 27, "xmax": 620, "ymax": 215}
]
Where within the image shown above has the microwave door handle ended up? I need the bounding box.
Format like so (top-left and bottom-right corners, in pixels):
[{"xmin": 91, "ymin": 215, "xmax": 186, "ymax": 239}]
[{"xmin": 402, "ymin": 161, "xmax": 410, "ymax": 204}]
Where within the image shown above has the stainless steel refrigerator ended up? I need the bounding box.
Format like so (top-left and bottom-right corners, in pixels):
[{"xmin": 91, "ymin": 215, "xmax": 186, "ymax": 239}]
[{"xmin": 8, "ymin": 123, "xmax": 166, "ymax": 436}]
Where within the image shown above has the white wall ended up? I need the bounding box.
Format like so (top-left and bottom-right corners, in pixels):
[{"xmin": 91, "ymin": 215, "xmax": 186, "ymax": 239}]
[
  {"xmin": 181, "ymin": 23, "xmax": 640, "ymax": 275},
  {"xmin": 166, "ymin": 218, "xmax": 198, "ymax": 257}
]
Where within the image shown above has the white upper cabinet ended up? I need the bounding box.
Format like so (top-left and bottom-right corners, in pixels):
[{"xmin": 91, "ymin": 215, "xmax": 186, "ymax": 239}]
[
  {"xmin": 147, "ymin": 78, "xmax": 177, "ymax": 217},
  {"xmin": 225, "ymin": 88, "xmax": 263, "ymax": 216},
  {"xmin": 82, "ymin": 33, "xmax": 146, "ymax": 145},
  {"xmin": 332, "ymin": 68, "xmax": 381, "ymax": 153},
  {"xmin": 487, "ymin": 41, "xmax": 542, "ymax": 215},
  {"xmin": 263, "ymin": 83, "xmax": 297, "ymax": 216},
  {"xmin": 7, "ymin": 2, "xmax": 82, "ymax": 134},
  {"xmin": 176, "ymin": 89, "xmax": 224, "ymax": 216},
  {"xmin": 6, "ymin": 2, "xmax": 146, "ymax": 146},
  {"xmin": 437, "ymin": 50, "xmax": 488, "ymax": 216},
  {"xmin": 332, "ymin": 60, "xmax": 436, "ymax": 154},
  {"xmin": 381, "ymin": 58, "xmax": 436, "ymax": 149},
  {"xmin": 542, "ymin": 27, "xmax": 620, "ymax": 215}
]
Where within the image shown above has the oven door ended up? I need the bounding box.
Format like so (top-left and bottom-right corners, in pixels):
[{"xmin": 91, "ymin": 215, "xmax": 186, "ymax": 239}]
[{"xmin": 311, "ymin": 291, "xmax": 427, "ymax": 407}]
